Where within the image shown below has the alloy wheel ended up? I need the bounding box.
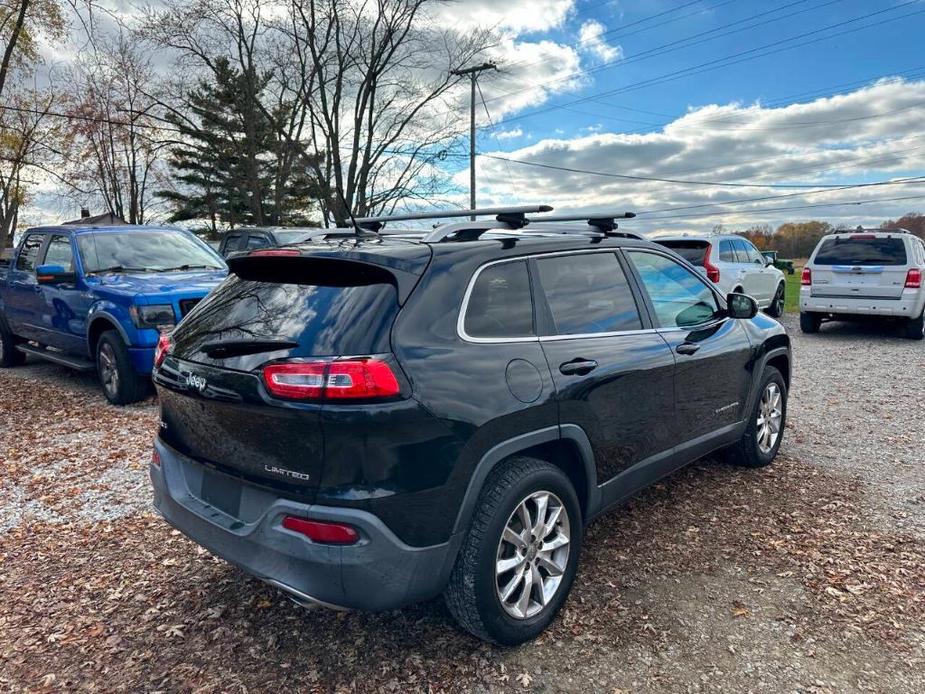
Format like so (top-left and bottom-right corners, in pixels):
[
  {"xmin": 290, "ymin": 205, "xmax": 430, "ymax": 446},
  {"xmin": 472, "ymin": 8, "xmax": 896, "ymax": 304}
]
[
  {"xmin": 756, "ymin": 382, "xmax": 783, "ymax": 454},
  {"xmin": 99, "ymin": 343, "xmax": 119, "ymax": 396},
  {"xmin": 495, "ymin": 491, "xmax": 571, "ymax": 620}
]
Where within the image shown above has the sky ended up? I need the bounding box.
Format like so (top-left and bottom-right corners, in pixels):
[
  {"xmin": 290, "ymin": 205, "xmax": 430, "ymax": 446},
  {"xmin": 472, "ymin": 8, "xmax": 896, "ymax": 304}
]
[
  {"xmin": 443, "ymin": 0, "xmax": 925, "ymax": 234},
  {"xmin": 19, "ymin": 0, "xmax": 925, "ymax": 235}
]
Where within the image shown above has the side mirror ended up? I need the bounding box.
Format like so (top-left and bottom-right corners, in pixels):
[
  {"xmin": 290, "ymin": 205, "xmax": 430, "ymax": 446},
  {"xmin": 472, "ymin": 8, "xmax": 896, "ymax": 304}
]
[
  {"xmin": 36, "ymin": 264, "xmax": 76, "ymax": 285},
  {"xmin": 726, "ymin": 292, "xmax": 758, "ymax": 319}
]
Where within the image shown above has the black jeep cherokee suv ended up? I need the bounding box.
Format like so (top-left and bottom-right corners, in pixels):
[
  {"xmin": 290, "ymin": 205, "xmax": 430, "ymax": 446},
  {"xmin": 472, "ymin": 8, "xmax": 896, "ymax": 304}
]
[{"xmin": 149, "ymin": 207, "xmax": 791, "ymax": 645}]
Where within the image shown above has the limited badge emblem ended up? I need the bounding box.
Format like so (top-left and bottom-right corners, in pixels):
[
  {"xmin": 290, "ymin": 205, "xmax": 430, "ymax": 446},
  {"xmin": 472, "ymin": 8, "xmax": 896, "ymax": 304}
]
[{"xmin": 185, "ymin": 373, "xmax": 207, "ymax": 392}]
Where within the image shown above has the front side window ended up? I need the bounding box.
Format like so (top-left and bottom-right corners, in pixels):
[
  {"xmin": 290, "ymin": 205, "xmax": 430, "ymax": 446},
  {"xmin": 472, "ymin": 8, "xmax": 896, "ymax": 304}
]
[
  {"xmin": 77, "ymin": 231, "xmax": 225, "ymax": 274},
  {"xmin": 742, "ymin": 240, "xmax": 766, "ymax": 265},
  {"xmin": 43, "ymin": 235, "xmax": 74, "ymax": 270},
  {"xmin": 16, "ymin": 234, "xmax": 44, "ymax": 272},
  {"xmin": 464, "ymin": 260, "xmax": 534, "ymax": 338},
  {"xmin": 626, "ymin": 251, "xmax": 720, "ymax": 328},
  {"xmin": 536, "ymin": 253, "xmax": 642, "ymax": 335}
]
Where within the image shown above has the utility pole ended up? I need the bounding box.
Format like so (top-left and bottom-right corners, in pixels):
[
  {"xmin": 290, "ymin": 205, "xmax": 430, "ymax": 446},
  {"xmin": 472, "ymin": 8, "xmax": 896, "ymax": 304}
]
[{"xmin": 452, "ymin": 62, "xmax": 496, "ymax": 219}]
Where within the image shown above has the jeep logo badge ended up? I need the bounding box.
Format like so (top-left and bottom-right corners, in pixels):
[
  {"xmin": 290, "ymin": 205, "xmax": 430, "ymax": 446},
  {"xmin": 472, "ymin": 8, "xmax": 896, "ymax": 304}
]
[{"xmin": 185, "ymin": 373, "xmax": 207, "ymax": 392}]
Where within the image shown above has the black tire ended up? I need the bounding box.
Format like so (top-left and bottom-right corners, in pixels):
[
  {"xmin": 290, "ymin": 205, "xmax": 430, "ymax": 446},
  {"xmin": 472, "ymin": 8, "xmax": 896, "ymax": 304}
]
[
  {"xmin": 904, "ymin": 311, "xmax": 924, "ymax": 340},
  {"xmin": 0, "ymin": 318, "xmax": 26, "ymax": 368},
  {"xmin": 724, "ymin": 366, "xmax": 787, "ymax": 468},
  {"xmin": 766, "ymin": 283, "xmax": 785, "ymax": 318},
  {"xmin": 96, "ymin": 330, "xmax": 150, "ymax": 405},
  {"xmin": 799, "ymin": 312, "xmax": 821, "ymax": 334},
  {"xmin": 445, "ymin": 457, "xmax": 583, "ymax": 646}
]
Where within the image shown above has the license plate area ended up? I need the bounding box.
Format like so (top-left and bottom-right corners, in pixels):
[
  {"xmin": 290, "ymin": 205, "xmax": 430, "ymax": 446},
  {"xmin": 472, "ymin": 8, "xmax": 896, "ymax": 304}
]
[{"xmin": 201, "ymin": 467, "xmax": 243, "ymax": 517}]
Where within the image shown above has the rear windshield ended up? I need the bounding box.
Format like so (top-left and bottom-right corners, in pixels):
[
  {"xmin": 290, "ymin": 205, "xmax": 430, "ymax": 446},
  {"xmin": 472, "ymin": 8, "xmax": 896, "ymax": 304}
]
[
  {"xmin": 814, "ymin": 237, "xmax": 908, "ymax": 266},
  {"xmin": 172, "ymin": 272, "xmax": 399, "ymax": 360},
  {"xmin": 655, "ymin": 240, "xmax": 708, "ymax": 265}
]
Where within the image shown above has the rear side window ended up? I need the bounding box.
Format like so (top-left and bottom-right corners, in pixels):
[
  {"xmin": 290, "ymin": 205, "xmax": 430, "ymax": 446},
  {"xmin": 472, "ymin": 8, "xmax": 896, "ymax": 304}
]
[
  {"xmin": 246, "ymin": 235, "xmax": 270, "ymax": 249},
  {"xmin": 464, "ymin": 260, "xmax": 534, "ymax": 338},
  {"xmin": 719, "ymin": 240, "xmax": 735, "ymax": 262},
  {"xmin": 16, "ymin": 234, "xmax": 44, "ymax": 272},
  {"xmin": 656, "ymin": 241, "xmax": 708, "ymax": 265},
  {"xmin": 536, "ymin": 253, "xmax": 642, "ymax": 335},
  {"xmin": 731, "ymin": 239, "xmax": 751, "ymax": 263},
  {"xmin": 814, "ymin": 237, "xmax": 908, "ymax": 266},
  {"xmin": 172, "ymin": 265, "xmax": 399, "ymax": 358}
]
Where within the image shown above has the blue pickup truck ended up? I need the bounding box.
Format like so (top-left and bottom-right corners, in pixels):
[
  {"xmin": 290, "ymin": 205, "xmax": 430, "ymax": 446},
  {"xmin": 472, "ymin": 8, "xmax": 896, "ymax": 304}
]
[{"xmin": 0, "ymin": 225, "xmax": 227, "ymax": 404}]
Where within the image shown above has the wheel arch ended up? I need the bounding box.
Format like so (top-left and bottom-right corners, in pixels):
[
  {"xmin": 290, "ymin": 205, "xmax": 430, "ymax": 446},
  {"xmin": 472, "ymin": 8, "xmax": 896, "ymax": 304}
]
[
  {"xmin": 87, "ymin": 313, "xmax": 129, "ymax": 356},
  {"xmin": 451, "ymin": 425, "xmax": 600, "ymax": 538}
]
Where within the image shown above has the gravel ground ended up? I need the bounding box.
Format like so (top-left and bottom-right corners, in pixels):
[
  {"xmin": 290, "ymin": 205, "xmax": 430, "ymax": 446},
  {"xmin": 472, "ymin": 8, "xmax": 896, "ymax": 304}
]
[{"xmin": 1, "ymin": 317, "xmax": 923, "ymax": 693}]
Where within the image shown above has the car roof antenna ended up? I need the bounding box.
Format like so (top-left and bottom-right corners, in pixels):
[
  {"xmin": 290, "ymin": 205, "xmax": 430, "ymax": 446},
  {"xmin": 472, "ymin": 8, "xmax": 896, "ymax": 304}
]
[{"xmin": 335, "ymin": 189, "xmax": 370, "ymax": 242}]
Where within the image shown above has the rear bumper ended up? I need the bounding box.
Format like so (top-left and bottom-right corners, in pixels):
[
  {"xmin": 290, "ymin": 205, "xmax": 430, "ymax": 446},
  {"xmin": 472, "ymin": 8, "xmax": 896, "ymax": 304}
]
[
  {"xmin": 800, "ymin": 287, "xmax": 925, "ymax": 317},
  {"xmin": 149, "ymin": 439, "xmax": 461, "ymax": 611}
]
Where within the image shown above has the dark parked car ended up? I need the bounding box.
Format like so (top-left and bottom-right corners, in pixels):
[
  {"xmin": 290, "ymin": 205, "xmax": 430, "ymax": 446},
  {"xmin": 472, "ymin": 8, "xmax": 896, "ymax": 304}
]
[
  {"xmin": 150, "ymin": 207, "xmax": 791, "ymax": 645},
  {"xmin": 217, "ymin": 227, "xmax": 327, "ymax": 257}
]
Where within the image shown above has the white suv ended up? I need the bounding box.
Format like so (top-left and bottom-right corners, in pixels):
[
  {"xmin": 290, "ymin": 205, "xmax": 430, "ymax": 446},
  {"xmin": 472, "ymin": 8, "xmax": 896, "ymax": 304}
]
[
  {"xmin": 654, "ymin": 233, "xmax": 786, "ymax": 317},
  {"xmin": 800, "ymin": 228, "xmax": 925, "ymax": 340}
]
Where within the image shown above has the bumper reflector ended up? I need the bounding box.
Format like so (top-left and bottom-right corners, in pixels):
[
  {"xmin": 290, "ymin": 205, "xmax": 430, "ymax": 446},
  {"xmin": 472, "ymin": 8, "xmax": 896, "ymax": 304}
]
[{"xmin": 282, "ymin": 516, "xmax": 359, "ymax": 545}]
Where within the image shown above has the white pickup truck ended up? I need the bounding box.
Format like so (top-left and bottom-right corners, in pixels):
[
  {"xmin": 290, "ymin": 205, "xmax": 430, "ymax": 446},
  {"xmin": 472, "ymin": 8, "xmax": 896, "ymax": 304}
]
[{"xmin": 800, "ymin": 228, "xmax": 925, "ymax": 339}]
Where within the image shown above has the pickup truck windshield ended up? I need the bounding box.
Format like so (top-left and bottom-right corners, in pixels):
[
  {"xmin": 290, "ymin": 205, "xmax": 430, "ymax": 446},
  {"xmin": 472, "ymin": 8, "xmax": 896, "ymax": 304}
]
[{"xmin": 77, "ymin": 231, "xmax": 225, "ymax": 274}]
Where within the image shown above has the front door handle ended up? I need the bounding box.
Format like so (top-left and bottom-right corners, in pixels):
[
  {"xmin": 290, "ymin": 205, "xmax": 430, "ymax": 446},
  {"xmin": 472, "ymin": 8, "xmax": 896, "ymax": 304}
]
[
  {"xmin": 676, "ymin": 342, "xmax": 700, "ymax": 356},
  {"xmin": 559, "ymin": 359, "xmax": 598, "ymax": 376}
]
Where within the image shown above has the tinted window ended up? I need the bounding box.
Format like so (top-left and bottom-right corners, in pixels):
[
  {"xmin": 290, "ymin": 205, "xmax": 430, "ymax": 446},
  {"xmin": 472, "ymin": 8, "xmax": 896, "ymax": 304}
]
[
  {"xmin": 731, "ymin": 239, "xmax": 750, "ymax": 263},
  {"xmin": 246, "ymin": 235, "xmax": 270, "ymax": 249},
  {"xmin": 16, "ymin": 234, "xmax": 44, "ymax": 272},
  {"xmin": 222, "ymin": 234, "xmax": 241, "ymax": 252},
  {"xmin": 627, "ymin": 251, "xmax": 720, "ymax": 328},
  {"xmin": 814, "ymin": 237, "xmax": 908, "ymax": 266},
  {"xmin": 536, "ymin": 253, "xmax": 641, "ymax": 335},
  {"xmin": 741, "ymin": 240, "xmax": 765, "ymax": 264},
  {"xmin": 465, "ymin": 260, "xmax": 534, "ymax": 338},
  {"xmin": 656, "ymin": 240, "xmax": 708, "ymax": 265},
  {"xmin": 719, "ymin": 240, "xmax": 735, "ymax": 262},
  {"xmin": 172, "ymin": 269, "xmax": 399, "ymax": 360},
  {"xmin": 77, "ymin": 231, "xmax": 224, "ymax": 273},
  {"xmin": 43, "ymin": 235, "xmax": 74, "ymax": 270}
]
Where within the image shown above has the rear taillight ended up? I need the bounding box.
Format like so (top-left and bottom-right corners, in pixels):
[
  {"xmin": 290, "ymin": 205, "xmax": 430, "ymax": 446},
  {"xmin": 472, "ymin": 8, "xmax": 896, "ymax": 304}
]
[
  {"xmin": 282, "ymin": 516, "xmax": 359, "ymax": 544},
  {"xmin": 154, "ymin": 333, "xmax": 172, "ymax": 369},
  {"xmin": 262, "ymin": 359, "xmax": 401, "ymax": 401},
  {"xmin": 801, "ymin": 267, "xmax": 812, "ymax": 285},
  {"xmin": 905, "ymin": 268, "xmax": 922, "ymax": 289},
  {"xmin": 703, "ymin": 243, "xmax": 720, "ymax": 283}
]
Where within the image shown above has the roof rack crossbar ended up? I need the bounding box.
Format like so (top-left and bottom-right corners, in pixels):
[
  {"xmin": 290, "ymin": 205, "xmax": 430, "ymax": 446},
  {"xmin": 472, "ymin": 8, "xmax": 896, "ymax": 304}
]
[
  {"xmin": 527, "ymin": 211, "xmax": 638, "ymax": 236},
  {"xmin": 356, "ymin": 205, "xmax": 553, "ymax": 231}
]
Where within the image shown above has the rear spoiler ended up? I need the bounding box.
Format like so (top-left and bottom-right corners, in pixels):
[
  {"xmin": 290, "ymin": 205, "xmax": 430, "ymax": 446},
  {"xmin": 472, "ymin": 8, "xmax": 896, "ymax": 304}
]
[{"xmin": 226, "ymin": 251, "xmax": 426, "ymax": 305}]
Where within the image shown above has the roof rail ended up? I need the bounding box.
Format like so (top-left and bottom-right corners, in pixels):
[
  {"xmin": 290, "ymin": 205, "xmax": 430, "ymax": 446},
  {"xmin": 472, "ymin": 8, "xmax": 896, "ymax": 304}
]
[{"xmin": 356, "ymin": 205, "xmax": 553, "ymax": 232}]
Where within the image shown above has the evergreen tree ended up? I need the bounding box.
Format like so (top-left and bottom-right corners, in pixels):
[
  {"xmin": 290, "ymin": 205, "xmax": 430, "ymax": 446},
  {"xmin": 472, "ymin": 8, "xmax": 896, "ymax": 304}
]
[{"xmin": 158, "ymin": 58, "xmax": 317, "ymax": 231}]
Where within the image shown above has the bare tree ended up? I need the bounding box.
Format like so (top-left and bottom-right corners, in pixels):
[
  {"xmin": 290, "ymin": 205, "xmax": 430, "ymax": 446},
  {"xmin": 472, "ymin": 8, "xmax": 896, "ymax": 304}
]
[
  {"xmin": 282, "ymin": 0, "xmax": 491, "ymax": 224},
  {"xmin": 58, "ymin": 32, "xmax": 168, "ymax": 224}
]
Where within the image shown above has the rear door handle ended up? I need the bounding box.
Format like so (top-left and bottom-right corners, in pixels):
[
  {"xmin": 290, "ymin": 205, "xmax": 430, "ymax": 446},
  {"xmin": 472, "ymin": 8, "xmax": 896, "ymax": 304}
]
[
  {"xmin": 676, "ymin": 342, "xmax": 700, "ymax": 356},
  {"xmin": 559, "ymin": 359, "xmax": 598, "ymax": 376}
]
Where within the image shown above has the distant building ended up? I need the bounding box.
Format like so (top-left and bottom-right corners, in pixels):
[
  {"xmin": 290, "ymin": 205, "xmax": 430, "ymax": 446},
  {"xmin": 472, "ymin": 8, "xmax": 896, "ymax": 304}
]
[{"xmin": 62, "ymin": 208, "xmax": 128, "ymax": 226}]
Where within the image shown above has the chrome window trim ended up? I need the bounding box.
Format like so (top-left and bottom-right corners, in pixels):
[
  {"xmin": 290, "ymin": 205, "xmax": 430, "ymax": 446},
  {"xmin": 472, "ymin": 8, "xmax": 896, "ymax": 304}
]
[{"xmin": 457, "ymin": 248, "xmax": 648, "ymax": 344}]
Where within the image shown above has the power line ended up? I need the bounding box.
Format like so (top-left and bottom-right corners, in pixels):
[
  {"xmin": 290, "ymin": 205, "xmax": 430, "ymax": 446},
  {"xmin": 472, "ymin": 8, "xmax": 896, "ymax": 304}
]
[
  {"xmin": 636, "ymin": 193, "xmax": 925, "ymax": 221},
  {"xmin": 478, "ymin": 153, "xmax": 925, "ymax": 190},
  {"xmin": 476, "ymin": 79, "xmax": 518, "ymax": 200}
]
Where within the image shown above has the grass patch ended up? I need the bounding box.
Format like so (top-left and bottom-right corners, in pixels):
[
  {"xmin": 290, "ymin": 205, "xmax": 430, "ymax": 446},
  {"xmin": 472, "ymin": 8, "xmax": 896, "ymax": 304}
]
[{"xmin": 784, "ymin": 268, "xmax": 801, "ymax": 314}]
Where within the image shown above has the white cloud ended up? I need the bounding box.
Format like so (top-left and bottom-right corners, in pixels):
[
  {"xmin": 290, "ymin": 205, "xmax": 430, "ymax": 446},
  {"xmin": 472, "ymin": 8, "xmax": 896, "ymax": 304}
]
[
  {"xmin": 468, "ymin": 78, "xmax": 925, "ymax": 233},
  {"xmin": 437, "ymin": 0, "xmax": 576, "ymax": 34},
  {"xmin": 578, "ymin": 20, "xmax": 623, "ymax": 63},
  {"xmin": 494, "ymin": 127, "xmax": 524, "ymax": 140}
]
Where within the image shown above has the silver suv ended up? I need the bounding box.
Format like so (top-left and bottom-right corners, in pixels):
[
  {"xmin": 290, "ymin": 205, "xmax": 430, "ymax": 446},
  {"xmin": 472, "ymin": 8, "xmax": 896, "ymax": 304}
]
[
  {"xmin": 800, "ymin": 228, "xmax": 925, "ymax": 340},
  {"xmin": 655, "ymin": 234, "xmax": 786, "ymax": 317}
]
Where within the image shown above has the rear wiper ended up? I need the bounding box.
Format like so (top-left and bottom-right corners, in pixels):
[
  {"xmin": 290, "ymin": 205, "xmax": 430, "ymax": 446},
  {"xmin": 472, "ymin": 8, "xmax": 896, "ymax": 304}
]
[{"xmin": 200, "ymin": 339, "xmax": 298, "ymax": 358}]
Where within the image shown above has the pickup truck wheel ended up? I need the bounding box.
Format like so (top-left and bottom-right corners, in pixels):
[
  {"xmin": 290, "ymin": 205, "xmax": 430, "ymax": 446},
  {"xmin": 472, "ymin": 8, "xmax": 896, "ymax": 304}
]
[
  {"xmin": 903, "ymin": 310, "xmax": 925, "ymax": 340},
  {"xmin": 0, "ymin": 322, "xmax": 26, "ymax": 367},
  {"xmin": 724, "ymin": 366, "xmax": 787, "ymax": 469},
  {"xmin": 444, "ymin": 456, "xmax": 582, "ymax": 646},
  {"xmin": 799, "ymin": 312, "xmax": 821, "ymax": 333},
  {"xmin": 96, "ymin": 330, "xmax": 150, "ymax": 405},
  {"xmin": 766, "ymin": 283, "xmax": 785, "ymax": 318}
]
